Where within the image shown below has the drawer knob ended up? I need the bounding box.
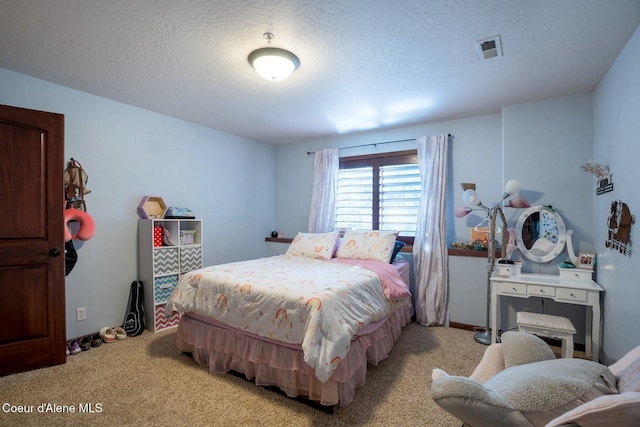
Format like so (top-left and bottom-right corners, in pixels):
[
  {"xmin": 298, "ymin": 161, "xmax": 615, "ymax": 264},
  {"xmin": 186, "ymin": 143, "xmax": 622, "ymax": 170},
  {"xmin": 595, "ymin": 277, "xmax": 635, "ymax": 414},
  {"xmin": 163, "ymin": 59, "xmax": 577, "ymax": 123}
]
[
  {"xmin": 512, "ymin": 287, "xmax": 518, "ymax": 291},
  {"xmin": 570, "ymin": 293, "xmax": 576, "ymax": 297},
  {"xmin": 539, "ymin": 289, "xmax": 545, "ymax": 294}
]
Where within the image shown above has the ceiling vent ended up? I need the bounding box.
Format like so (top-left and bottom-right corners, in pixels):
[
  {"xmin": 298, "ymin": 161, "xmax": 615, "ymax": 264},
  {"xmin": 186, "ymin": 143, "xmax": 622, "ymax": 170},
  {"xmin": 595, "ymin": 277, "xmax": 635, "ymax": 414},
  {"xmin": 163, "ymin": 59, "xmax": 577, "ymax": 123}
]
[{"xmin": 476, "ymin": 35, "xmax": 502, "ymax": 60}]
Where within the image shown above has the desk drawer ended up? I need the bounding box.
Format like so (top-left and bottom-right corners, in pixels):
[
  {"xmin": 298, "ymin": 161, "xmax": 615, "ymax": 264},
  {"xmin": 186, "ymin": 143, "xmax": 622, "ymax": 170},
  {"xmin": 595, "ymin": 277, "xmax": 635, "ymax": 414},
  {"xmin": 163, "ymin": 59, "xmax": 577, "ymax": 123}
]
[
  {"xmin": 528, "ymin": 285, "xmax": 556, "ymax": 298},
  {"xmin": 497, "ymin": 282, "xmax": 527, "ymax": 295},
  {"xmin": 557, "ymin": 288, "xmax": 587, "ymax": 302}
]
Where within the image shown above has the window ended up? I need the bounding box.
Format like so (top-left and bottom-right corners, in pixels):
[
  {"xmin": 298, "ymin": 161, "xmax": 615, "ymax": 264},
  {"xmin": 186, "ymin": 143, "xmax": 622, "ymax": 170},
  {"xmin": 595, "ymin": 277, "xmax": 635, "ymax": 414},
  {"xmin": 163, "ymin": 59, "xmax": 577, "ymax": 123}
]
[{"xmin": 335, "ymin": 150, "xmax": 419, "ymax": 244}]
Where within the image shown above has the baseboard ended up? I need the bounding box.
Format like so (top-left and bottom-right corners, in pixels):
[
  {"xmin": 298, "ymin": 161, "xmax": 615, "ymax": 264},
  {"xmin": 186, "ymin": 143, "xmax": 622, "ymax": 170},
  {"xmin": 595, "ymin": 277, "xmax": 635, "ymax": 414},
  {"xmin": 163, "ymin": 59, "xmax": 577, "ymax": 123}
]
[
  {"xmin": 448, "ymin": 321, "xmax": 477, "ymax": 332},
  {"xmin": 447, "ymin": 321, "xmax": 586, "ymax": 352}
]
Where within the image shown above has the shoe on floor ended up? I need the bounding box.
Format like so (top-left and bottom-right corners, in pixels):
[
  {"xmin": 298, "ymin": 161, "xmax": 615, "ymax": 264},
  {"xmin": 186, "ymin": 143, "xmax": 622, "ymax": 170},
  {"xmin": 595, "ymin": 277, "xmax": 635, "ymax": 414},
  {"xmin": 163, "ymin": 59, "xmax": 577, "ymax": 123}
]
[
  {"xmin": 114, "ymin": 326, "xmax": 127, "ymax": 340},
  {"xmin": 90, "ymin": 333, "xmax": 102, "ymax": 347},
  {"xmin": 99, "ymin": 326, "xmax": 116, "ymax": 343},
  {"xmin": 67, "ymin": 340, "xmax": 81, "ymax": 355},
  {"xmin": 79, "ymin": 336, "xmax": 91, "ymax": 351}
]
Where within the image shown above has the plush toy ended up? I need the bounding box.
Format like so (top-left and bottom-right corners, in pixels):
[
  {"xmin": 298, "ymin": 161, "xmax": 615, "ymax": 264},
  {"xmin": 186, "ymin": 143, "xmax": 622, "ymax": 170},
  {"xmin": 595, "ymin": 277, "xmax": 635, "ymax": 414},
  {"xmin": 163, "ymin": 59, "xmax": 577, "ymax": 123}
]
[{"xmin": 64, "ymin": 207, "xmax": 95, "ymax": 242}]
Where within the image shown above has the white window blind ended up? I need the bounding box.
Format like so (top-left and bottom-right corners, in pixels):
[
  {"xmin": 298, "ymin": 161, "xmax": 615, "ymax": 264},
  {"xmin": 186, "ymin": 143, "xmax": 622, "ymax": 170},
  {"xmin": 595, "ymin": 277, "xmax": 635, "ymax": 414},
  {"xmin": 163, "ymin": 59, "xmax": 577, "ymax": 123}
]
[
  {"xmin": 335, "ymin": 154, "xmax": 420, "ymax": 237},
  {"xmin": 335, "ymin": 167, "xmax": 373, "ymax": 230},
  {"xmin": 379, "ymin": 163, "xmax": 420, "ymax": 236}
]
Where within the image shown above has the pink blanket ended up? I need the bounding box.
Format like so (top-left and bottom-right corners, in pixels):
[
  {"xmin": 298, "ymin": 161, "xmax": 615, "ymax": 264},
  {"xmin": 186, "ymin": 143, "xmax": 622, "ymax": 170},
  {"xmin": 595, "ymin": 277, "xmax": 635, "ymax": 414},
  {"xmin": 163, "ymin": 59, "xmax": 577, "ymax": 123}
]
[{"xmin": 331, "ymin": 258, "xmax": 412, "ymax": 299}]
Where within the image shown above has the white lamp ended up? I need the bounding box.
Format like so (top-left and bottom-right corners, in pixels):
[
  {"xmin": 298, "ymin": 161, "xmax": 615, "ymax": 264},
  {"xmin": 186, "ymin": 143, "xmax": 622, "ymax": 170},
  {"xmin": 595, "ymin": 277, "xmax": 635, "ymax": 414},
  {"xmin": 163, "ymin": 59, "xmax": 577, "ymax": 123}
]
[
  {"xmin": 248, "ymin": 33, "xmax": 300, "ymax": 81},
  {"xmin": 462, "ymin": 189, "xmax": 482, "ymax": 206},
  {"xmin": 503, "ymin": 179, "xmax": 522, "ymax": 198},
  {"xmin": 454, "ymin": 180, "xmax": 530, "ymax": 345}
]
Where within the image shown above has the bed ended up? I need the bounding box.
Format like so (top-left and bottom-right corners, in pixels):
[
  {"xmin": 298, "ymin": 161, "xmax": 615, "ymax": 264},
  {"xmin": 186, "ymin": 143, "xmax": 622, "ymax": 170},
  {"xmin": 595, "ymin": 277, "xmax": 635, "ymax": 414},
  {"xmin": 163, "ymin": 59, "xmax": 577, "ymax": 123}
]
[{"xmin": 165, "ymin": 230, "xmax": 413, "ymax": 407}]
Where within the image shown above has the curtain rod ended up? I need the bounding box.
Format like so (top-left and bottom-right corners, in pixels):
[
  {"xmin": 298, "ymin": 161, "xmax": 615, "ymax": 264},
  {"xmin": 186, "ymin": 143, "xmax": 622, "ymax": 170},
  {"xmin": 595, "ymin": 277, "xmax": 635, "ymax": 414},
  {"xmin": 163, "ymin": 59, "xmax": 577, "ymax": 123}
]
[{"xmin": 306, "ymin": 134, "xmax": 451, "ymax": 155}]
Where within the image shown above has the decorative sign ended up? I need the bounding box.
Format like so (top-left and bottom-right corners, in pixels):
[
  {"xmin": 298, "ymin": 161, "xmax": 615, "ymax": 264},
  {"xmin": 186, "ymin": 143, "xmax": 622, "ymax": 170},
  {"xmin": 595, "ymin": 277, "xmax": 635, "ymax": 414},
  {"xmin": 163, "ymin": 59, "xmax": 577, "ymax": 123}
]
[
  {"xmin": 606, "ymin": 200, "xmax": 634, "ymax": 256},
  {"xmin": 581, "ymin": 161, "xmax": 614, "ymax": 195}
]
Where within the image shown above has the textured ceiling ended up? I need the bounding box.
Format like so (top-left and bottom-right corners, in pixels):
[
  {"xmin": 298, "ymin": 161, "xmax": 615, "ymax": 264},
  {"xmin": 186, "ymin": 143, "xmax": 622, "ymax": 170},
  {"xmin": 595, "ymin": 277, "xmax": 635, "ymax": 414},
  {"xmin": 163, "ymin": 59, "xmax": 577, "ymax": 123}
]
[{"xmin": 0, "ymin": 0, "xmax": 639, "ymax": 145}]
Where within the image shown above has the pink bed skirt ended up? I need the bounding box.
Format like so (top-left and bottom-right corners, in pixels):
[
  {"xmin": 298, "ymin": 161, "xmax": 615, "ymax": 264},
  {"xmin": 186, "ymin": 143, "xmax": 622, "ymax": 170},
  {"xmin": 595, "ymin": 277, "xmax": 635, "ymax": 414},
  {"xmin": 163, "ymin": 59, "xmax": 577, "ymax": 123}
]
[{"xmin": 175, "ymin": 303, "xmax": 412, "ymax": 406}]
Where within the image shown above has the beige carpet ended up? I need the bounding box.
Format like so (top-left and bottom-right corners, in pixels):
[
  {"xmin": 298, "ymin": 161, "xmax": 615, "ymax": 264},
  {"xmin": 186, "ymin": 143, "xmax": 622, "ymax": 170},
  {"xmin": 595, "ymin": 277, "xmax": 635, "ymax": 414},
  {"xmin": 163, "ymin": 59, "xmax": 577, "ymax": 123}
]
[{"xmin": 0, "ymin": 324, "xmax": 494, "ymax": 426}]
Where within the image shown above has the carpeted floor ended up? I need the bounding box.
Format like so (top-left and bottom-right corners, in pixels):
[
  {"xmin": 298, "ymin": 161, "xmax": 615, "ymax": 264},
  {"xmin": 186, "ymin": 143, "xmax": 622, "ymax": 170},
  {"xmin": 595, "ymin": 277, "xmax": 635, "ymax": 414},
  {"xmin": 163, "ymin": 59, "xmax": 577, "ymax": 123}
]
[{"xmin": 0, "ymin": 324, "xmax": 518, "ymax": 426}]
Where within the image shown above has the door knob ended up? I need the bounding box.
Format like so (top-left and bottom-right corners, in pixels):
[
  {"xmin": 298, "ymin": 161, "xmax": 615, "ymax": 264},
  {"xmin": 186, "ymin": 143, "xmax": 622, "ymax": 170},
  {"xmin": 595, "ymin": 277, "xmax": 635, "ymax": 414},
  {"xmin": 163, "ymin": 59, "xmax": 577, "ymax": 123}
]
[{"xmin": 49, "ymin": 248, "xmax": 61, "ymax": 257}]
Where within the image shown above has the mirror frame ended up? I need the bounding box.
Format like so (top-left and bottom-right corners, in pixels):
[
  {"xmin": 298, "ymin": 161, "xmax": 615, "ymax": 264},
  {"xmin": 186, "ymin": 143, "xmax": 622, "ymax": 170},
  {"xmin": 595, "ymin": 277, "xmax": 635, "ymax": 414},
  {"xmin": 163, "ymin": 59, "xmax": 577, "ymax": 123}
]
[{"xmin": 515, "ymin": 205, "xmax": 567, "ymax": 263}]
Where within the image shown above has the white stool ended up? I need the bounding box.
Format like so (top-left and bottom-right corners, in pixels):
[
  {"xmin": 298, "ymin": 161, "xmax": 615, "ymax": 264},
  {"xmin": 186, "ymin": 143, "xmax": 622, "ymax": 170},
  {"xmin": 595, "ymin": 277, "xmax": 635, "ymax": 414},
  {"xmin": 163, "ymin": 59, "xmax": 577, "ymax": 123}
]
[{"xmin": 516, "ymin": 312, "xmax": 576, "ymax": 358}]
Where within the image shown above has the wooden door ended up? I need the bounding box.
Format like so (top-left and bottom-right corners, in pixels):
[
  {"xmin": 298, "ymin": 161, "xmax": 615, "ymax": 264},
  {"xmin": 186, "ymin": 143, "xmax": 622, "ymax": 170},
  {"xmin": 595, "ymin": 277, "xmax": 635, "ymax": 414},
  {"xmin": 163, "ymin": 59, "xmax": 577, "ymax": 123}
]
[{"xmin": 0, "ymin": 104, "xmax": 65, "ymax": 376}]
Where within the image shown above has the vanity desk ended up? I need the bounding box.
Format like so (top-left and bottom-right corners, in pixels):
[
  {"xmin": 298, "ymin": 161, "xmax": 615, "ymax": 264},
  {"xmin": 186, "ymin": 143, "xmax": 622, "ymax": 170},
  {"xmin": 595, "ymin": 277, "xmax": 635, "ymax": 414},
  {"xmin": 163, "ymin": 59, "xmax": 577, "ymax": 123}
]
[
  {"xmin": 491, "ymin": 205, "xmax": 604, "ymax": 362},
  {"xmin": 490, "ymin": 272, "xmax": 604, "ymax": 361}
]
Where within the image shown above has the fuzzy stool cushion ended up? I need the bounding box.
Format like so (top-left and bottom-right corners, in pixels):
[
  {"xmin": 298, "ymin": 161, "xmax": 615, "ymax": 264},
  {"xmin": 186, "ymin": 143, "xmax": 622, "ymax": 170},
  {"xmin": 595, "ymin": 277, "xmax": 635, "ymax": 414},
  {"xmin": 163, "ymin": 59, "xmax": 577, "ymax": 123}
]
[{"xmin": 517, "ymin": 312, "xmax": 577, "ymax": 358}]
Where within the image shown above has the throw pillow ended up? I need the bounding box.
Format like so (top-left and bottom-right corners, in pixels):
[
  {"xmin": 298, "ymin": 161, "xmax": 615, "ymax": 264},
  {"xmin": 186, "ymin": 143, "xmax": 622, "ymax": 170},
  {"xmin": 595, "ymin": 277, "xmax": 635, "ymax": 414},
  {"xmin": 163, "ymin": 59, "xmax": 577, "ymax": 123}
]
[
  {"xmin": 285, "ymin": 232, "xmax": 340, "ymax": 260},
  {"xmin": 335, "ymin": 230, "xmax": 398, "ymax": 263}
]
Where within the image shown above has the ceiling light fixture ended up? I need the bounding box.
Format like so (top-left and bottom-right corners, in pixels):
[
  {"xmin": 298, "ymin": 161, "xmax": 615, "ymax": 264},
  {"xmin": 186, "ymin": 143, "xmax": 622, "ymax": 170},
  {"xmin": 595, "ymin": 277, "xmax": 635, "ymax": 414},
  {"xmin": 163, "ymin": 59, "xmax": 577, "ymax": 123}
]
[{"xmin": 248, "ymin": 33, "xmax": 300, "ymax": 81}]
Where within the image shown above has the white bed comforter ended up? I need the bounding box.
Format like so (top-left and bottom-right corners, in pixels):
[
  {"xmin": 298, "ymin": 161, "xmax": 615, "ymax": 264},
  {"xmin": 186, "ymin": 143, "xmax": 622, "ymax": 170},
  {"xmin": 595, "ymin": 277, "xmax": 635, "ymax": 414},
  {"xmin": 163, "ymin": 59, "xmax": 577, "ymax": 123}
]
[{"xmin": 165, "ymin": 254, "xmax": 411, "ymax": 383}]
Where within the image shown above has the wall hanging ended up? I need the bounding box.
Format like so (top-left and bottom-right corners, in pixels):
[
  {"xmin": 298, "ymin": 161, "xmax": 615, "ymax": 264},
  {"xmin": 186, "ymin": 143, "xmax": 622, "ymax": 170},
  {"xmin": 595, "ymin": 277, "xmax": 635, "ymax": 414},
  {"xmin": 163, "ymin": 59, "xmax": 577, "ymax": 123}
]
[
  {"xmin": 65, "ymin": 158, "xmax": 91, "ymax": 210},
  {"xmin": 63, "ymin": 158, "xmax": 94, "ymax": 276},
  {"xmin": 581, "ymin": 161, "xmax": 613, "ymax": 195},
  {"xmin": 606, "ymin": 200, "xmax": 634, "ymax": 256}
]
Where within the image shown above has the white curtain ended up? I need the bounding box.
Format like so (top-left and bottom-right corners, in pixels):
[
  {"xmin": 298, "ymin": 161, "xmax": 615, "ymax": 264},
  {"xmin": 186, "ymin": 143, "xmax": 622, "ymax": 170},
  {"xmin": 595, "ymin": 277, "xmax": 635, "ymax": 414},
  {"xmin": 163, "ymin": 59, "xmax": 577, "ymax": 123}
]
[
  {"xmin": 307, "ymin": 148, "xmax": 339, "ymax": 233},
  {"xmin": 413, "ymin": 134, "xmax": 449, "ymax": 326}
]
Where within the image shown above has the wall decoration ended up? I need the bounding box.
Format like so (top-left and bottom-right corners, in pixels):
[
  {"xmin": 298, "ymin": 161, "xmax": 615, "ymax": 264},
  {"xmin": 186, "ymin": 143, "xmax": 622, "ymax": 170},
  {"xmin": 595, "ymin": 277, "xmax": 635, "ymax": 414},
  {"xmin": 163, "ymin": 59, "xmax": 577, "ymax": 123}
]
[
  {"xmin": 581, "ymin": 161, "xmax": 613, "ymax": 195},
  {"xmin": 606, "ymin": 200, "xmax": 634, "ymax": 256},
  {"xmin": 471, "ymin": 226, "xmax": 489, "ymax": 247},
  {"xmin": 64, "ymin": 158, "xmax": 91, "ymax": 211}
]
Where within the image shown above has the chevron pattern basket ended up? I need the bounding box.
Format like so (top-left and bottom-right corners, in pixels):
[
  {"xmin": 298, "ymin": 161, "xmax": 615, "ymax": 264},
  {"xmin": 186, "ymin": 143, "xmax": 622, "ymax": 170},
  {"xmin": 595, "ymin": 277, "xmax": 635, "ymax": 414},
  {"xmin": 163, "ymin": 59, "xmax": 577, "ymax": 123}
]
[
  {"xmin": 153, "ymin": 248, "xmax": 179, "ymax": 275},
  {"xmin": 154, "ymin": 304, "xmax": 180, "ymax": 331},
  {"xmin": 180, "ymin": 246, "xmax": 203, "ymax": 272},
  {"xmin": 153, "ymin": 275, "xmax": 179, "ymax": 304}
]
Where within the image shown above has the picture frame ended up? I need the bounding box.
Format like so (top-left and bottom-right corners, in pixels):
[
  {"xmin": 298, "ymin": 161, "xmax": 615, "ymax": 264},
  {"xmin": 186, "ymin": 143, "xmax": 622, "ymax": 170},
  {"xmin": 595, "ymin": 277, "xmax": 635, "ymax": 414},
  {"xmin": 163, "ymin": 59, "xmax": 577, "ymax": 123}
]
[
  {"xmin": 471, "ymin": 227, "xmax": 489, "ymax": 246},
  {"xmin": 577, "ymin": 251, "xmax": 596, "ymax": 270}
]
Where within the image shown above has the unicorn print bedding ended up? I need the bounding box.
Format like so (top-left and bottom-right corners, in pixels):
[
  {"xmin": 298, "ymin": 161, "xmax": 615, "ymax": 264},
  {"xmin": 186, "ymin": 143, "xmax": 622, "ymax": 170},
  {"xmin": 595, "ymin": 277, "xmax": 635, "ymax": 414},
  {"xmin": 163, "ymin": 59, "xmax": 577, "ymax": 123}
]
[{"xmin": 165, "ymin": 253, "xmax": 411, "ymax": 383}]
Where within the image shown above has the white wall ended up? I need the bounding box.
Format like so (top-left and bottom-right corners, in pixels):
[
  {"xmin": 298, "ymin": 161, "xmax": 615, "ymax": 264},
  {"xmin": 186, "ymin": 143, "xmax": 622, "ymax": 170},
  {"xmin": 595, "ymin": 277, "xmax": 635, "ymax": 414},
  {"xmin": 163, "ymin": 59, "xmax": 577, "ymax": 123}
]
[
  {"xmin": 448, "ymin": 255, "xmax": 489, "ymax": 326},
  {"xmin": 273, "ymin": 114, "xmax": 504, "ymax": 325},
  {"xmin": 273, "ymin": 95, "xmax": 597, "ymax": 343},
  {"xmin": 274, "ymin": 97, "xmax": 593, "ymax": 256},
  {"xmin": 499, "ymin": 94, "xmax": 595, "ymax": 341},
  {"xmin": 0, "ymin": 68, "xmax": 275, "ymax": 339},
  {"xmin": 593, "ymin": 25, "xmax": 640, "ymax": 364},
  {"xmin": 503, "ymin": 93, "xmax": 594, "ymax": 273},
  {"xmin": 274, "ymin": 114, "xmax": 503, "ymax": 241}
]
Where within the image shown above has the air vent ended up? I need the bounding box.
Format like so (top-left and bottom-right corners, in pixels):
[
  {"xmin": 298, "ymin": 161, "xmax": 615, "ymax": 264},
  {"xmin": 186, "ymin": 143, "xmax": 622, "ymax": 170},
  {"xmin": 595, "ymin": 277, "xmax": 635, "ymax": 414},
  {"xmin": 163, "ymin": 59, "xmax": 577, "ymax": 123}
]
[{"xmin": 476, "ymin": 35, "xmax": 502, "ymax": 60}]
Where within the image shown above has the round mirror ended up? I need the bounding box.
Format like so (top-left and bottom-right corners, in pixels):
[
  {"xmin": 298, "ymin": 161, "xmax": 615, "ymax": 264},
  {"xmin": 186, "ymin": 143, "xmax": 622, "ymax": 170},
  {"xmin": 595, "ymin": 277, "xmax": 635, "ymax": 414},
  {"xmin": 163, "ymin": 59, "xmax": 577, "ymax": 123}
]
[{"xmin": 515, "ymin": 205, "xmax": 567, "ymax": 263}]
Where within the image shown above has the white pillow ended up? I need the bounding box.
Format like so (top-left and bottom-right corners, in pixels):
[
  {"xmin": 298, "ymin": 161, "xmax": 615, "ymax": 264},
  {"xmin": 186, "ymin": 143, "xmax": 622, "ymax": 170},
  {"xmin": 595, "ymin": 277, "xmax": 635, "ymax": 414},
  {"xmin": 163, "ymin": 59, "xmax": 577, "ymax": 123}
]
[
  {"xmin": 335, "ymin": 230, "xmax": 398, "ymax": 262},
  {"xmin": 285, "ymin": 232, "xmax": 339, "ymax": 260}
]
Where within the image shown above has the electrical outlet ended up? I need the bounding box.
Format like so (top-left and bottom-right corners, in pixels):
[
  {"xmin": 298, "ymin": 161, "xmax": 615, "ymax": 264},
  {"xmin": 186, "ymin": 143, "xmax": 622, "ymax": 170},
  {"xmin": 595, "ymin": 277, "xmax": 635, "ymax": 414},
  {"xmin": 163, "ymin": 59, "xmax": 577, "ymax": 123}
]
[{"xmin": 76, "ymin": 307, "xmax": 86, "ymax": 321}]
